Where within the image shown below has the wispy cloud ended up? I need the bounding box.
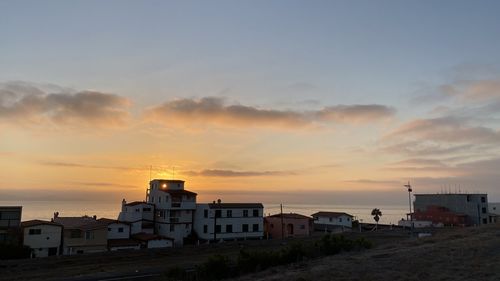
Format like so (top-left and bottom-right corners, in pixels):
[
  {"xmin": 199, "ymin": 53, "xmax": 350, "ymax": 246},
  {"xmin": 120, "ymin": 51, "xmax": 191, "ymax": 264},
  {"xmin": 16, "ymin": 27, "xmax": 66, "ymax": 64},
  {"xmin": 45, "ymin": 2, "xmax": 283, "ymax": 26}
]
[
  {"xmin": 39, "ymin": 161, "xmax": 140, "ymax": 171},
  {"xmin": 0, "ymin": 81, "xmax": 130, "ymax": 128},
  {"xmin": 184, "ymin": 169, "xmax": 298, "ymax": 177},
  {"xmin": 144, "ymin": 97, "xmax": 395, "ymax": 129}
]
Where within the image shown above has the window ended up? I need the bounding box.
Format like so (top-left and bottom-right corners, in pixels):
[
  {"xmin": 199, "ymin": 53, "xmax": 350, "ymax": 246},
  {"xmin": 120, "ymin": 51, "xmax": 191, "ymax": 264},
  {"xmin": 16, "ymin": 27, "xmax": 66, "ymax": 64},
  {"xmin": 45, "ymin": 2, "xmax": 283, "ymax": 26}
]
[
  {"xmin": 243, "ymin": 210, "xmax": 248, "ymax": 217},
  {"xmin": 300, "ymin": 225, "xmax": 305, "ymax": 230},
  {"xmin": 481, "ymin": 197, "xmax": 486, "ymax": 203},
  {"xmin": 70, "ymin": 230, "xmax": 82, "ymax": 238},
  {"xmin": 253, "ymin": 209, "xmax": 259, "ymax": 217},
  {"xmin": 118, "ymin": 227, "xmax": 124, "ymax": 233},
  {"xmin": 151, "ymin": 196, "xmax": 155, "ymax": 203},
  {"xmin": 329, "ymin": 218, "xmax": 333, "ymax": 222},
  {"xmin": 85, "ymin": 231, "xmax": 94, "ymax": 240},
  {"xmin": 185, "ymin": 223, "xmax": 189, "ymax": 229},
  {"xmin": 203, "ymin": 225, "xmax": 208, "ymax": 233},
  {"xmin": 215, "ymin": 210, "xmax": 222, "ymax": 218},
  {"xmin": 227, "ymin": 210, "xmax": 232, "ymax": 217},
  {"xmin": 226, "ymin": 225, "xmax": 233, "ymax": 233},
  {"xmin": 29, "ymin": 229, "xmax": 41, "ymax": 235},
  {"xmin": 252, "ymin": 224, "xmax": 259, "ymax": 232},
  {"xmin": 159, "ymin": 197, "xmax": 162, "ymax": 203},
  {"xmin": 135, "ymin": 208, "xmax": 140, "ymax": 212},
  {"xmin": 347, "ymin": 218, "xmax": 350, "ymax": 221},
  {"xmin": 143, "ymin": 207, "xmax": 151, "ymax": 212},
  {"xmin": 483, "ymin": 218, "xmax": 488, "ymax": 224},
  {"xmin": 482, "ymin": 207, "xmax": 487, "ymax": 214},
  {"xmin": 204, "ymin": 210, "xmax": 208, "ymax": 218},
  {"xmin": 339, "ymin": 218, "xmax": 342, "ymax": 222},
  {"xmin": 170, "ymin": 224, "xmax": 175, "ymax": 232},
  {"xmin": 242, "ymin": 224, "xmax": 249, "ymax": 232},
  {"xmin": 215, "ymin": 225, "xmax": 221, "ymax": 233},
  {"xmin": 108, "ymin": 228, "xmax": 111, "ymax": 232}
]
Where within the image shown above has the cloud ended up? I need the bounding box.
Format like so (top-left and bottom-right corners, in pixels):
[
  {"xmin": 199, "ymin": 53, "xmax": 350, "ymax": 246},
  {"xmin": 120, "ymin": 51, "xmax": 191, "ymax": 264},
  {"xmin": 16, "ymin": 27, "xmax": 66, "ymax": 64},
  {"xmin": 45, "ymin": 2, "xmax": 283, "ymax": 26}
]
[
  {"xmin": 184, "ymin": 169, "xmax": 297, "ymax": 177},
  {"xmin": 39, "ymin": 161, "xmax": 142, "ymax": 171},
  {"xmin": 144, "ymin": 97, "xmax": 395, "ymax": 128},
  {"xmin": 0, "ymin": 81, "xmax": 130, "ymax": 128}
]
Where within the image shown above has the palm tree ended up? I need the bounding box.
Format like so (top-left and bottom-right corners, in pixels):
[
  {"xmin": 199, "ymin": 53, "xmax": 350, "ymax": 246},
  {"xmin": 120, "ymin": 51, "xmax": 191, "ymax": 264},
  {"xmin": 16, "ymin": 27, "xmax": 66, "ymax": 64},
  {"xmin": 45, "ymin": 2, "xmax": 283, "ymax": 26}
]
[{"xmin": 371, "ymin": 208, "xmax": 382, "ymax": 230}]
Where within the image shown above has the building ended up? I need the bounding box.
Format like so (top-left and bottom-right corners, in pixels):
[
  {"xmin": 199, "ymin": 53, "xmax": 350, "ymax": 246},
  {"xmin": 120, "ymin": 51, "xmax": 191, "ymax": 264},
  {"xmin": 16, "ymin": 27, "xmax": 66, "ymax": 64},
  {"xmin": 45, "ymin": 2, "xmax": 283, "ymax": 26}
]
[
  {"xmin": 412, "ymin": 206, "xmax": 467, "ymax": 226},
  {"xmin": 21, "ymin": 220, "xmax": 62, "ymax": 258},
  {"xmin": 311, "ymin": 211, "xmax": 354, "ymax": 231},
  {"xmin": 487, "ymin": 202, "xmax": 500, "ymax": 223},
  {"xmin": 264, "ymin": 213, "xmax": 311, "ymax": 239},
  {"xmin": 132, "ymin": 233, "xmax": 173, "ymax": 249},
  {"xmin": 146, "ymin": 179, "xmax": 197, "ymax": 246},
  {"xmin": 194, "ymin": 202, "xmax": 264, "ymax": 241},
  {"xmin": 53, "ymin": 213, "xmax": 108, "ymax": 255},
  {"xmin": 117, "ymin": 200, "xmax": 155, "ymax": 234},
  {"xmin": 98, "ymin": 218, "xmax": 141, "ymax": 251},
  {"xmin": 0, "ymin": 206, "xmax": 22, "ymax": 245},
  {"xmin": 413, "ymin": 193, "xmax": 489, "ymax": 225}
]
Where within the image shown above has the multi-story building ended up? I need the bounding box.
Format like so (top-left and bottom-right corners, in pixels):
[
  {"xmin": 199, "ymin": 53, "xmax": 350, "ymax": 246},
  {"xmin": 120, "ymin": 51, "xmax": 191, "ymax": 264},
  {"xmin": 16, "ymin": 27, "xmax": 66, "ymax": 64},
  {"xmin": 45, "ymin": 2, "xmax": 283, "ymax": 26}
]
[
  {"xmin": 413, "ymin": 193, "xmax": 489, "ymax": 225},
  {"xmin": 118, "ymin": 200, "xmax": 155, "ymax": 234},
  {"xmin": 194, "ymin": 202, "xmax": 264, "ymax": 241},
  {"xmin": 21, "ymin": 220, "xmax": 63, "ymax": 257},
  {"xmin": 146, "ymin": 179, "xmax": 197, "ymax": 246},
  {"xmin": 0, "ymin": 206, "xmax": 22, "ymax": 245}
]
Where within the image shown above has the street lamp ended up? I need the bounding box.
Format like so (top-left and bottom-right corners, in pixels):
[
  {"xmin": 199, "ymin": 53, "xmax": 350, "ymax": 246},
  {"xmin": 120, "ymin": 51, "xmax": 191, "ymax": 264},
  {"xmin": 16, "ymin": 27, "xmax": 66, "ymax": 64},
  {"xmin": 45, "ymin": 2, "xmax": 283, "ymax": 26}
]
[{"xmin": 404, "ymin": 181, "xmax": 412, "ymax": 220}]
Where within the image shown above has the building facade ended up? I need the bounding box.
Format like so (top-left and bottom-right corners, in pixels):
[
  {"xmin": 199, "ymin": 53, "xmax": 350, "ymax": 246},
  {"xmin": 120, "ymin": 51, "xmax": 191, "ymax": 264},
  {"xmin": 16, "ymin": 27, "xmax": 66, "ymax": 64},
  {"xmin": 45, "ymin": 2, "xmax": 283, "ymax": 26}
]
[
  {"xmin": 264, "ymin": 213, "xmax": 311, "ymax": 239},
  {"xmin": 0, "ymin": 206, "xmax": 22, "ymax": 245},
  {"xmin": 194, "ymin": 202, "xmax": 264, "ymax": 241},
  {"xmin": 118, "ymin": 200, "xmax": 155, "ymax": 235},
  {"xmin": 53, "ymin": 214, "xmax": 108, "ymax": 255},
  {"xmin": 311, "ymin": 211, "xmax": 353, "ymax": 231},
  {"xmin": 413, "ymin": 193, "xmax": 489, "ymax": 225},
  {"xmin": 146, "ymin": 179, "xmax": 197, "ymax": 246},
  {"xmin": 21, "ymin": 220, "xmax": 62, "ymax": 258}
]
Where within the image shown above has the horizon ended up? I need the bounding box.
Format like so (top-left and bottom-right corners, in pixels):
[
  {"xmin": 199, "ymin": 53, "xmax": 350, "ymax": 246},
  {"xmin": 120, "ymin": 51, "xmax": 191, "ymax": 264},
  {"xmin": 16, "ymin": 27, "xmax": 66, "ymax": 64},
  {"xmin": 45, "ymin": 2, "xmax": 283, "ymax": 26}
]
[{"xmin": 2, "ymin": 1, "xmax": 500, "ymax": 205}]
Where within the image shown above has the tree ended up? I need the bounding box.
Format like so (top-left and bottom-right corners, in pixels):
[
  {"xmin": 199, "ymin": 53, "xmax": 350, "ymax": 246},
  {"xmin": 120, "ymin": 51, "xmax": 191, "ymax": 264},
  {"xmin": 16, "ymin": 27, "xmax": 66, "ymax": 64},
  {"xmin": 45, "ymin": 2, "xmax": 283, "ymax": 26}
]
[{"xmin": 371, "ymin": 208, "xmax": 382, "ymax": 230}]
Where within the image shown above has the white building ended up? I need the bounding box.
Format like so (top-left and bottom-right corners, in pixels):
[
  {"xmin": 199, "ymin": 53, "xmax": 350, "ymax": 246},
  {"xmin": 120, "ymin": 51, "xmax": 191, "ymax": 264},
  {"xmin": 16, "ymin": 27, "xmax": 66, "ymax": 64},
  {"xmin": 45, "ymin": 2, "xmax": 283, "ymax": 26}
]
[
  {"xmin": 488, "ymin": 202, "xmax": 500, "ymax": 223},
  {"xmin": 311, "ymin": 212, "xmax": 354, "ymax": 231},
  {"xmin": 194, "ymin": 202, "xmax": 264, "ymax": 241},
  {"xmin": 98, "ymin": 218, "xmax": 141, "ymax": 251},
  {"xmin": 117, "ymin": 200, "xmax": 155, "ymax": 234},
  {"xmin": 21, "ymin": 220, "xmax": 62, "ymax": 258},
  {"xmin": 146, "ymin": 179, "xmax": 197, "ymax": 246},
  {"xmin": 132, "ymin": 233, "xmax": 173, "ymax": 249}
]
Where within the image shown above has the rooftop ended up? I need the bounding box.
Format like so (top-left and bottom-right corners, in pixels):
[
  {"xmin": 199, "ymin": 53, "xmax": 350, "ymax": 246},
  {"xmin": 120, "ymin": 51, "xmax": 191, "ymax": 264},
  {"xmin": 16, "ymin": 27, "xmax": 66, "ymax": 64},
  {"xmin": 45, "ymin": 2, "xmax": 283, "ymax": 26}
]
[
  {"xmin": 21, "ymin": 220, "xmax": 62, "ymax": 228},
  {"xmin": 53, "ymin": 216, "xmax": 113, "ymax": 230},
  {"xmin": 267, "ymin": 213, "xmax": 311, "ymax": 220},
  {"xmin": 207, "ymin": 203, "xmax": 264, "ymax": 209},
  {"xmin": 311, "ymin": 211, "xmax": 354, "ymax": 218}
]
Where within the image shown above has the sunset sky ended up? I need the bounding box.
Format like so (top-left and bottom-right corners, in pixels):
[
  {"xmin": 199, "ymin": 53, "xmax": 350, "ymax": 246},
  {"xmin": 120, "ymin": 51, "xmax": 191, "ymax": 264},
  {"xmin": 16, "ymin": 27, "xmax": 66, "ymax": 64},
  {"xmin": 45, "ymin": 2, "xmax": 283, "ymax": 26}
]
[{"xmin": 2, "ymin": 0, "xmax": 500, "ymax": 205}]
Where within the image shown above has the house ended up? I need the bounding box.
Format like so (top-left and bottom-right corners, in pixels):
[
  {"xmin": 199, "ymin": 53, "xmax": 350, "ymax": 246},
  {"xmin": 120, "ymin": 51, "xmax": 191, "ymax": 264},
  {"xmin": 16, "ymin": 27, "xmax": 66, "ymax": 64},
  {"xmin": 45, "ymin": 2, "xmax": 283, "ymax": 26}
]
[
  {"xmin": 194, "ymin": 201, "xmax": 264, "ymax": 241},
  {"xmin": 0, "ymin": 206, "xmax": 22, "ymax": 245},
  {"xmin": 146, "ymin": 179, "xmax": 197, "ymax": 246},
  {"xmin": 98, "ymin": 218, "xmax": 140, "ymax": 251},
  {"xmin": 264, "ymin": 213, "xmax": 311, "ymax": 239},
  {"xmin": 311, "ymin": 211, "xmax": 354, "ymax": 231},
  {"xmin": 132, "ymin": 233, "xmax": 173, "ymax": 249},
  {"xmin": 53, "ymin": 213, "xmax": 108, "ymax": 255},
  {"xmin": 414, "ymin": 193, "xmax": 489, "ymax": 225},
  {"xmin": 412, "ymin": 205, "xmax": 467, "ymax": 226},
  {"xmin": 20, "ymin": 220, "xmax": 62, "ymax": 258},
  {"xmin": 117, "ymin": 200, "xmax": 155, "ymax": 234},
  {"xmin": 488, "ymin": 202, "xmax": 500, "ymax": 223}
]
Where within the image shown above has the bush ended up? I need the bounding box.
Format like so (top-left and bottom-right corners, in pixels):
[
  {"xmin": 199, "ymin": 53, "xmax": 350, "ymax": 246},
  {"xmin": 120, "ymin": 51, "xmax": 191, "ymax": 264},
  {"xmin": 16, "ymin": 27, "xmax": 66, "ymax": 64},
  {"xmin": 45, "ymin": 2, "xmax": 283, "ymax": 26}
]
[
  {"xmin": 0, "ymin": 244, "xmax": 31, "ymax": 260},
  {"xmin": 196, "ymin": 254, "xmax": 234, "ymax": 280}
]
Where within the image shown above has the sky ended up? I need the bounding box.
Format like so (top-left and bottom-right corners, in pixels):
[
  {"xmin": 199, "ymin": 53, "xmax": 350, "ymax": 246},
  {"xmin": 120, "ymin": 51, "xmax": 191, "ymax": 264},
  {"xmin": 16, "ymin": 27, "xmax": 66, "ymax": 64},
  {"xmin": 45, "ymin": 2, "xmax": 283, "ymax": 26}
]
[{"xmin": 1, "ymin": 0, "xmax": 500, "ymax": 205}]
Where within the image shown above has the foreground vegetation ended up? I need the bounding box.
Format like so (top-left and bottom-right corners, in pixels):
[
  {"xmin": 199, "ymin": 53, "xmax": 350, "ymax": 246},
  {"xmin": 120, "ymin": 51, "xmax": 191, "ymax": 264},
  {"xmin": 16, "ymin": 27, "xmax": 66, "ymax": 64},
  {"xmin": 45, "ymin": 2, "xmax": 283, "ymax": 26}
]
[{"xmin": 163, "ymin": 234, "xmax": 373, "ymax": 281}]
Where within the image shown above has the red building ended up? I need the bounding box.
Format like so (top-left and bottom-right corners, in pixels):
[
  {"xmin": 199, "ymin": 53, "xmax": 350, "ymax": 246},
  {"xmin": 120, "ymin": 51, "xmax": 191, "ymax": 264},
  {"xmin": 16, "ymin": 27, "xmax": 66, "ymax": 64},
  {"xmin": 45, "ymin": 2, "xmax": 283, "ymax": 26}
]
[
  {"xmin": 264, "ymin": 213, "xmax": 312, "ymax": 239},
  {"xmin": 413, "ymin": 205, "xmax": 467, "ymax": 226}
]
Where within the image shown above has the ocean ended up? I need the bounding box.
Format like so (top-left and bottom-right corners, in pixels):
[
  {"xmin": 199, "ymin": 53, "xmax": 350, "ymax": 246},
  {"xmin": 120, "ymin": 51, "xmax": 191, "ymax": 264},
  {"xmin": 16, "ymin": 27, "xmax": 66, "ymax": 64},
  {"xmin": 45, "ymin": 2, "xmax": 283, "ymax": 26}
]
[{"xmin": 0, "ymin": 200, "xmax": 408, "ymax": 225}]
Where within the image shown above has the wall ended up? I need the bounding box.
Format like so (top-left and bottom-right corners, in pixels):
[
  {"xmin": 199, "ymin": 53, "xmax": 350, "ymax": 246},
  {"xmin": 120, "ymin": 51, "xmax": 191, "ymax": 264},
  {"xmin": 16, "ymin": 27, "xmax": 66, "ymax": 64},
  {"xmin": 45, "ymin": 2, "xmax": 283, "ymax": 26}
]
[
  {"xmin": 62, "ymin": 227, "xmax": 107, "ymax": 255},
  {"xmin": 107, "ymin": 223, "xmax": 130, "ymax": 239},
  {"xmin": 265, "ymin": 217, "xmax": 310, "ymax": 239},
  {"xmin": 23, "ymin": 224, "xmax": 62, "ymax": 257},
  {"xmin": 314, "ymin": 215, "xmax": 353, "ymax": 228}
]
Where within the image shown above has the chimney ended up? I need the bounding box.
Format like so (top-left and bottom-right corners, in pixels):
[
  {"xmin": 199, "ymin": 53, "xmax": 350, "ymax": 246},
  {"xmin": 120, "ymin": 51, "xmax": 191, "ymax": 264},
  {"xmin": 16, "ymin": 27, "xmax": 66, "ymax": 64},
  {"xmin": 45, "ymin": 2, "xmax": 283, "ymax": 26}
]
[
  {"xmin": 53, "ymin": 212, "xmax": 59, "ymax": 219},
  {"xmin": 93, "ymin": 215, "xmax": 97, "ymax": 220}
]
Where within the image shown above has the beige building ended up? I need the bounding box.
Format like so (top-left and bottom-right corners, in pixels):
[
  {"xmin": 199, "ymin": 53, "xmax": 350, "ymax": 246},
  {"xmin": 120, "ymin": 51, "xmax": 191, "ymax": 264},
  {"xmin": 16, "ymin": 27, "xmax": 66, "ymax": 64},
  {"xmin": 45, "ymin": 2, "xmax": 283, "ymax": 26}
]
[{"xmin": 53, "ymin": 213, "xmax": 108, "ymax": 255}]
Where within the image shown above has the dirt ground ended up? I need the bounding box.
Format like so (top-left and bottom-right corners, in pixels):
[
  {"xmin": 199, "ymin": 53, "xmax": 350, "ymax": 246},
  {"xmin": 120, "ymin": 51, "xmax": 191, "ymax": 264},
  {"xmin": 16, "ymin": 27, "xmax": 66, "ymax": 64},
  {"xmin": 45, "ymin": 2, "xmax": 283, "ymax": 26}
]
[{"xmin": 2, "ymin": 225, "xmax": 499, "ymax": 281}]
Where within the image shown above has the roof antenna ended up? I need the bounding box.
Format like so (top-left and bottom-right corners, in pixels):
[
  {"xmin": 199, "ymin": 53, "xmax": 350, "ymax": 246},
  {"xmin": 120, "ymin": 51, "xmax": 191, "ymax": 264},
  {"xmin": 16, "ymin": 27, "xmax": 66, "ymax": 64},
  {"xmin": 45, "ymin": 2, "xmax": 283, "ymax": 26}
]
[{"xmin": 149, "ymin": 165, "xmax": 152, "ymax": 181}]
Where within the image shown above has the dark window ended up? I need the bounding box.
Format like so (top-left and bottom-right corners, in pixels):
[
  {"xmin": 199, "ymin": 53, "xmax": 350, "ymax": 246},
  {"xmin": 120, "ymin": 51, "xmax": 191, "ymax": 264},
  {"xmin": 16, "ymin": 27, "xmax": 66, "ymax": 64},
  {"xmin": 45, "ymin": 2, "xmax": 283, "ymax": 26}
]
[
  {"xmin": 227, "ymin": 210, "xmax": 232, "ymax": 217},
  {"xmin": 483, "ymin": 218, "xmax": 488, "ymax": 224},
  {"xmin": 482, "ymin": 207, "xmax": 487, "ymax": 214},
  {"xmin": 329, "ymin": 218, "xmax": 333, "ymax": 222},
  {"xmin": 215, "ymin": 225, "xmax": 221, "ymax": 233},
  {"xmin": 226, "ymin": 225, "xmax": 233, "ymax": 233},
  {"xmin": 29, "ymin": 229, "xmax": 41, "ymax": 235},
  {"xmin": 70, "ymin": 230, "xmax": 82, "ymax": 238},
  {"xmin": 118, "ymin": 227, "xmax": 124, "ymax": 233},
  {"xmin": 215, "ymin": 210, "xmax": 222, "ymax": 218},
  {"xmin": 170, "ymin": 224, "xmax": 175, "ymax": 231},
  {"xmin": 253, "ymin": 209, "xmax": 259, "ymax": 217},
  {"xmin": 339, "ymin": 218, "xmax": 342, "ymax": 222},
  {"xmin": 481, "ymin": 197, "xmax": 486, "ymax": 203},
  {"xmin": 243, "ymin": 210, "xmax": 248, "ymax": 217},
  {"xmin": 108, "ymin": 228, "xmax": 111, "ymax": 232},
  {"xmin": 300, "ymin": 225, "xmax": 305, "ymax": 229},
  {"xmin": 143, "ymin": 208, "xmax": 152, "ymax": 212},
  {"xmin": 242, "ymin": 224, "xmax": 249, "ymax": 232},
  {"xmin": 203, "ymin": 225, "xmax": 208, "ymax": 233},
  {"xmin": 85, "ymin": 231, "xmax": 94, "ymax": 240},
  {"xmin": 252, "ymin": 224, "xmax": 259, "ymax": 232},
  {"xmin": 466, "ymin": 195, "xmax": 470, "ymax": 202},
  {"xmin": 204, "ymin": 210, "xmax": 208, "ymax": 218}
]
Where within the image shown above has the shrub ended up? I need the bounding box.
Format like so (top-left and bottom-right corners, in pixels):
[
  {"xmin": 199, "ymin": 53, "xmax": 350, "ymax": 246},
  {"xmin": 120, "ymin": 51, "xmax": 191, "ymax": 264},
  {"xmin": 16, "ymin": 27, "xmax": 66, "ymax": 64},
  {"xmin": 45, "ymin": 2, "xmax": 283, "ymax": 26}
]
[
  {"xmin": 196, "ymin": 254, "xmax": 233, "ymax": 280},
  {"xmin": 0, "ymin": 244, "xmax": 31, "ymax": 260}
]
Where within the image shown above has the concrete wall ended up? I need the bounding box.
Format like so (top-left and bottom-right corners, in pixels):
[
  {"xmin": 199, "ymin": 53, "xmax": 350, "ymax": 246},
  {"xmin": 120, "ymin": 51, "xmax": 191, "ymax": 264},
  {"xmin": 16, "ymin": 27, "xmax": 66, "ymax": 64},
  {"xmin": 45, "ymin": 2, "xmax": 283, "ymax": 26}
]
[
  {"xmin": 147, "ymin": 239, "xmax": 173, "ymax": 248},
  {"xmin": 265, "ymin": 217, "xmax": 310, "ymax": 239},
  {"xmin": 313, "ymin": 215, "xmax": 353, "ymax": 228},
  {"xmin": 62, "ymin": 227, "xmax": 107, "ymax": 255},
  {"xmin": 107, "ymin": 223, "xmax": 130, "ymax": 239},
  {"xmin": 23, "ymin": 224, "xmax": 62, "ymax": 257}
]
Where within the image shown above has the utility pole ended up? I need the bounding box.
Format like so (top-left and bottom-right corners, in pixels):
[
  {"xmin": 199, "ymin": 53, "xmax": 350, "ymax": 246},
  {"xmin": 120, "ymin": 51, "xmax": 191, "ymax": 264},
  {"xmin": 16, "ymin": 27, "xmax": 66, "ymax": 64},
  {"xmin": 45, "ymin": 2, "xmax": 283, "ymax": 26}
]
[
  {"xmin": 280, "ymin": 204, "xmax": 284, "ymax": 240},
  {"xmin": 404, "ymin": 181, "xmax": 412, "ymax": 220}
]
